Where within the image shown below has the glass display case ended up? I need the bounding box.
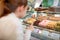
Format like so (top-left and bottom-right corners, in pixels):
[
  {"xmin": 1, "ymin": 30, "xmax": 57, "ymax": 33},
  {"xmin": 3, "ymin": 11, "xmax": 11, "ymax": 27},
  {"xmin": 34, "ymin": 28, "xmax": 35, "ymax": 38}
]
[
  {"xmin": 23, "ymin": 11, "xmax": 60, "ymax": 40},
  {"xmin": 22, "ymin": 0, "xmax": 60, "ymax": 40}
]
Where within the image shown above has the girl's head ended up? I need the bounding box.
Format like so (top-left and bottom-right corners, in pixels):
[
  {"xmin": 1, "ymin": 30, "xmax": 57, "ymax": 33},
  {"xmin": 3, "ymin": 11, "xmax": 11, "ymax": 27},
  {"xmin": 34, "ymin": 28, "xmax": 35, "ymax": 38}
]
[{"xmin": 0, "ymin": 0, "xmax": 28, "ymax": 18}]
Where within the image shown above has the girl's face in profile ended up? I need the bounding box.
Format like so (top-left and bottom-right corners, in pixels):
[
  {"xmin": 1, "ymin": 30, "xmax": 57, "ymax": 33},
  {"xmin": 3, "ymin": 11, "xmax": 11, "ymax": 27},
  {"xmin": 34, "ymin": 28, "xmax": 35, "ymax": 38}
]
[
  {"xmin": 21, "ymin": 6, "xmax": 28, "ymax": 18},
  {"xmin": 17, "ymin": 5, "xmax": 28, "ymax": 18}
]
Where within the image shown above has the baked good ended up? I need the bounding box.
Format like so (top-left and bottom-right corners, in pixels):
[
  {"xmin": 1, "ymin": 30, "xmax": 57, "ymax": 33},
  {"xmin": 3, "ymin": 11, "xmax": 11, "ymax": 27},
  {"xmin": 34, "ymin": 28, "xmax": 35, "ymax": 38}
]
[
  {"xmin": 26, "ymin": 18, "xmax": 36, "ymax": 24},
  {"xmin": 46, "ymin": 21, "xmax": 57, "ymax": 29},
  {"xmin": 38, "ymin": 20, "xmax": 50, "ymax": 27},
  {"xmin": 55, "ymin": 21, "xmax": 60, "ymax": 32},
  {"xmin": 37, "ymin": 16, "xmax": 48, "ymax": 21},
  {"xmin": 49, "ymin": 17, "xmax": 60, "ymax": 21}
]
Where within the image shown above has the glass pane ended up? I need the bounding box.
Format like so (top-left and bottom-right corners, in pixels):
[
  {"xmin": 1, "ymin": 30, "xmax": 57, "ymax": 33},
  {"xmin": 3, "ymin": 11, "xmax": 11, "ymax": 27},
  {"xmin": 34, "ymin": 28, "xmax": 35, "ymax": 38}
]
[
  {"xmin": 42, "ymin": 0, "xmax": 48, "ymax": 7},
  {"xmin": 48, "ymin": 0, "xmax": 54, "ymax": 7},
  {"xmin": 42, "ymin": 0, "xmax": 54, "ymax": 7}
]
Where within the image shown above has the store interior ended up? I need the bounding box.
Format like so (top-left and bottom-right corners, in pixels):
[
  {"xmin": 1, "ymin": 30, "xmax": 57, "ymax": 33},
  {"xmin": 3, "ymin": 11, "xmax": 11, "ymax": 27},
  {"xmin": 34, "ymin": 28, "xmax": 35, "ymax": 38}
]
[
  {"xmin": 0, "ymin": 0, "xmax": 60, "ymax": 40},
  {"xmin": 23, "ymin": 0, "xmax": 60, "ymax": 40}
]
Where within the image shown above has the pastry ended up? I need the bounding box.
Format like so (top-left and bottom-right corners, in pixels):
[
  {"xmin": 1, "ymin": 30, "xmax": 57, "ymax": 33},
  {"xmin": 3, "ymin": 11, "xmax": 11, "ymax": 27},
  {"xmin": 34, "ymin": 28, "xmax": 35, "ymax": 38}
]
[
  {"xmin": 46, "ymin": 21, "xmax": 57, "ymax": 29},
  {"xmin": 26, "ymin": 18, "xmax": 36, "ymax": 24},
  {"xmin": 37, "ymin": 16, "xmax": 48, "ymax": 21},
  {"xmin": 55, "ymin": 22, "xmax": 60, "ymax": 32},
  {"xmin": 38, "ymin": 20, "xmax": 50, "ymax": 27}
]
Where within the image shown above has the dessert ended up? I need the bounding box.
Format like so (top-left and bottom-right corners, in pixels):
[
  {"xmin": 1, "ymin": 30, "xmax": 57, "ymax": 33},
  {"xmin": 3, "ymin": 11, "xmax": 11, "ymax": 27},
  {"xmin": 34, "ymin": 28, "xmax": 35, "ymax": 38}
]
[
  {"xmin": 49, "ymin": 17, "xmax": 60, "ymax": 21},
  {"xmin": 46, "ymin": 21, "xmax": 57, "ymax": 29},
  {"xmin": 38, "ymin": 20, "xmax": 50, "ymax": 27},
  {"xmin": 55, "ymin": 21, "xmax": 60, "ymax": 32},
  {"xmin": 37, "ymin": 16, "xmax": 48, "ymax": 21},
  {"xmin": 26, "ymin": 18, "xmax": 36, "ymax": 24}
]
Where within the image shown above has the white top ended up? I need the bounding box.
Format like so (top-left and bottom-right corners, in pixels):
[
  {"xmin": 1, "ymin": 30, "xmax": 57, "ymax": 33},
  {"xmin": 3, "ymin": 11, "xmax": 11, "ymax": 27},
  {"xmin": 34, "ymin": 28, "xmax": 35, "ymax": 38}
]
[{"xmin": 0, "ymin": 13, "xmax": 32, "ymax": 40}]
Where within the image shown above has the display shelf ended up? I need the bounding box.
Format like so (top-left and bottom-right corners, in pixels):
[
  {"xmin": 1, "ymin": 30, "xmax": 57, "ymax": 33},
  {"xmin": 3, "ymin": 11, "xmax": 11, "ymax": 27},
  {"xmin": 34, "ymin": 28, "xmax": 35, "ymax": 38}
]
[
  {"xmin": 34, "ymin": 26, "xmax": 60, "ymax": 34},
  {"xmin": 31, "ymin": 32, "xmax": 55, "ymax": 40},
  {"xmin": 23, "ymin": 12, "xmax": 60, "ymax": 33},
  {"xmin": 31, "ymin": 30, "xmax": 60, "ymax": 40},
  {"xmin": 40, "ymin": 12, "xmax": 60, "ymax": 14},
  {"xmin": 37, "ymin": 11, "xmax": 60, "ymax": 14},
  {"xmin": 23, "ymin": 21, "xmax": 60, "ymax": 40},
  {"xmin": 23, "ymin": 11, "xmax": 60, "ymax": 40},
  {"xmin": 34, "ymin": 7, "xmax": 60, "ymax": 14},
  {"xmin": 27, "ymin": 1, "xmax": 60, "ymax": 40},
  {"xmin": 23, "ymin": 23, "xmax": 60, "ymax": 34},
  {"xmin": 48, "ymin": 11, "xmax": 60, "ymax": 14}
]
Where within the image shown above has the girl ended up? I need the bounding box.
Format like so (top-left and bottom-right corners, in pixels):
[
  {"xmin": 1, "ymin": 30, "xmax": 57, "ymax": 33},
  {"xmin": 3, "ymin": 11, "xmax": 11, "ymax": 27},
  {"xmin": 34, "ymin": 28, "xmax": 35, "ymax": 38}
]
[{"xmin": 0, "ymin": 0, "xmax": 34, "ymax": 40}]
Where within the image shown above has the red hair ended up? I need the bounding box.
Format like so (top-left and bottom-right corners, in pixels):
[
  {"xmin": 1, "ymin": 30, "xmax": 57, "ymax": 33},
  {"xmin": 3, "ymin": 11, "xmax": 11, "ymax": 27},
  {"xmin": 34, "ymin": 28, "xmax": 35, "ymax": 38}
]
[{"xmin": 0, "ymin": 0, "xmax": 27, "ymax": 17}]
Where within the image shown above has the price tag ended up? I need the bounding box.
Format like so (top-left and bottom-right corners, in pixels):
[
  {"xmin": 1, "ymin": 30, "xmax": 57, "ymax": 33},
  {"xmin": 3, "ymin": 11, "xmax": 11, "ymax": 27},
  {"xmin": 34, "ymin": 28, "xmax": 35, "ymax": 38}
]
[{"xmin": 34, "ymin": 0, "xmax": 43, "ymax": 8}]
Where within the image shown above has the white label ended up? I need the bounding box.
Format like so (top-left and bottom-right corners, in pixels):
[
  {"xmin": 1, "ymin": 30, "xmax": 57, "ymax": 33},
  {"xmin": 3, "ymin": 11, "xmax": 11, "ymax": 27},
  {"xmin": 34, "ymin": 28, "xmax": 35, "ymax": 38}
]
[{"xmin": 34, "ymin": 0, "xmax": 43, "ymax": 8}]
